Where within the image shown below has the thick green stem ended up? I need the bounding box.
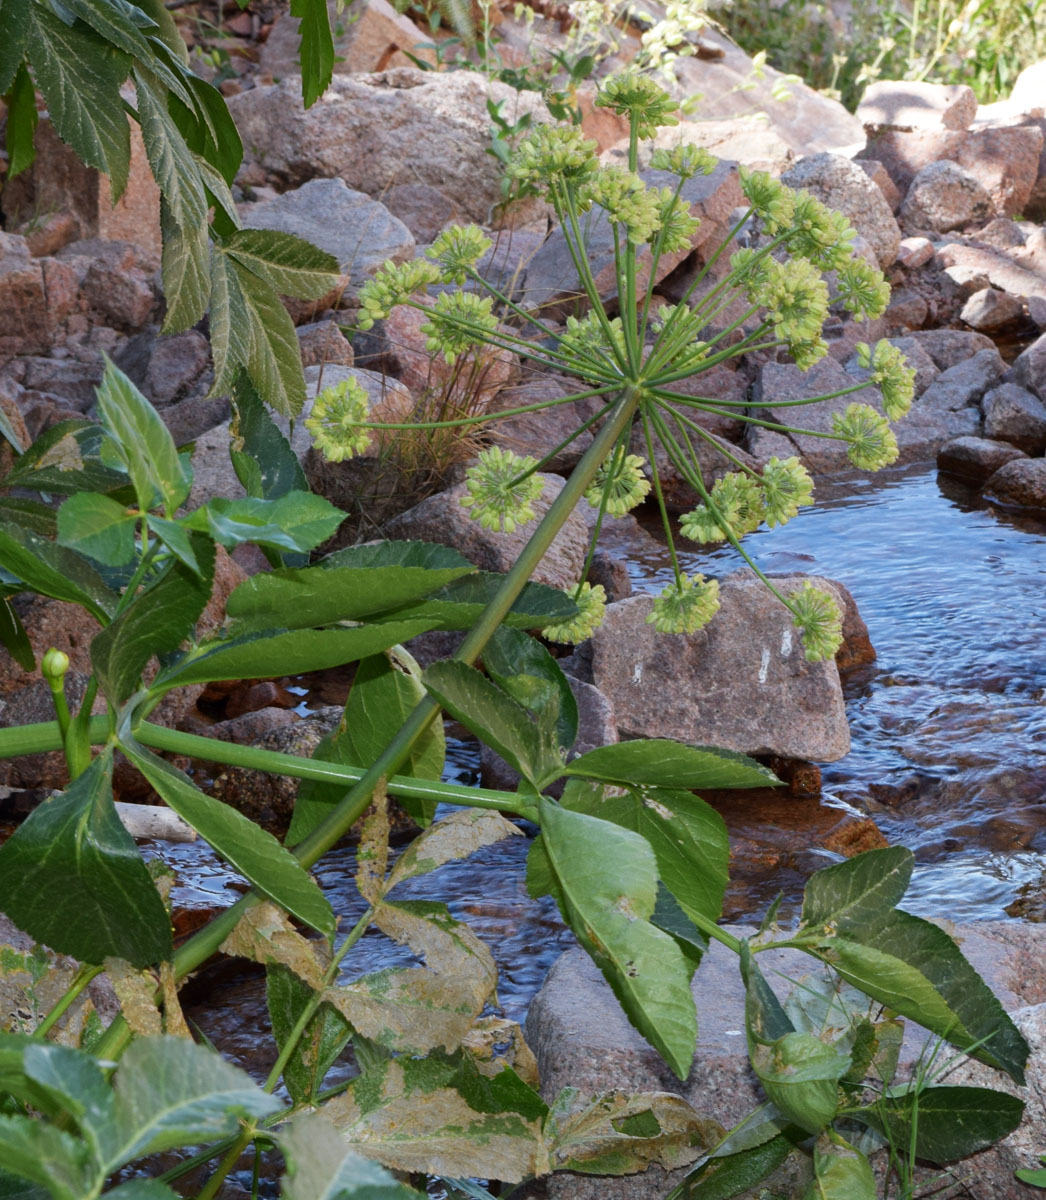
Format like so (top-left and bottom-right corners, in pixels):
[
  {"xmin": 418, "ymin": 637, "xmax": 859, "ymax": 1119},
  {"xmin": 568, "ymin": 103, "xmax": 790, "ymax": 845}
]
[{"xmin": 33, "ymin": 964, "xmax": 103, "ymax": 1041}]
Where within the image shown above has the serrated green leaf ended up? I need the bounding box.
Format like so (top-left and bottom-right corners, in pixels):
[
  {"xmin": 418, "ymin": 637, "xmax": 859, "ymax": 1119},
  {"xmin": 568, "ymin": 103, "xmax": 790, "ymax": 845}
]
[
  {"xmin": 323, "ymin": 901, "xmax": 497, "ymax": 1056},
  {"xmin": 227, "ymin": 228, "xmax": 338, "ymax": 300},
  {"xmin": 387, "ymin": 809, "xmax": 521, "ymax": 890},
  {"xmin": 0, "ymin": 499, "xmax": 56, "ymax": 538},
  {"xmin": 800, "ymin": 846, "xmax": 914, "ymax": 932},
  {"xmin": 0, "ymin": 598, "xmax": 34, "ymax": 671},
  {"xmin": 849, "ymin": 1084, "xmax": 1023, "ymax": 1164},
  {"xmin": 59, "ymin": 0, "xmax": 159, "ymax": 67},
  {"xmin": 0, "ymin": 0, "xmax": 30, "ymax": 94},
  {"xmin": 133, "ymin": 66, "xmax": 208, "ymax": 228},
  {"xmin": 537, "ymin": 796, "xmax": 697, "ymax": 1079},
  {"xmin": 0, "ymin": 1115, "xmax": 95, "ymax": 1200},
  {"xmin": 0, "ymin": 750, "xmax": 172, "ymax": 967},
  {"xmin": 182, "ymin": 493, "xmax": 345, "ymax": 554},
  {"xmin": 484, "ymin": 627, "xmax": 578, "ymax": 754},
  {"xmin": 22, "ymin": 1044, "xmax": 116, "ymax": 1168},
  {"xmin": 324, "ymin": 541, "xmax": 475, "ymax": 572},
  {"xmin": 323, "ymin": 1052, "xmax": 549, "ymax": 1182},
  {"xmin": 236, "ymin": 256, "xmax": 308, "ymax": 418},
  {"xmin": 170, "ymin": 69, "xmax": 243, "ymax": 185},
  {"xmin": 159, "ymin": 198, "xmax": 210, "ymax": 333},
  {"xmin": 0, "ymin": 1164, "xmax": 53, "ymax": 1200},
  {"xmin": 56, "ymin": 493, "xmax": 138, "ymax": 566},
  {"xmin": 4, "ymin": 64, "xmax": 38, "ymax": 178},
  {"xmin": 806, "ymin": 909, "xmax": 1029, "ymax": 1083},
  {"xmin": 267, "ymin": 965, "xmax": 351, "ymax": 1107},
  {"xmin": 152, "ymin": 619, "xmax": 436, "ymax": 691},
  {"xmin": 564, "ymin": 740, "xmax": 779, "ymax": 790},
  {"xmin": 95, "ymin": 358, "xmax": 192, "ymax": 514},
  {"xmin": 0, "ymin": 522, "xmax": 117, "ymax": 618},
  {"xmin": 27, "ymin": 6, "xmax": 131, "ymax": 197},
  {"xmin": 208, "ymin": 247, "xmax": 252, "ymax": 393},
  {"xmin": 118, "ymin": 737, "xmax": 335, "ymax": 936},
  {"xmin": 291, "ymin": 0, "xmax": 335, "ymax": 108},
  {"xmin": 3, "ymin": 420, "xmax": 128, "ymax": 496},
  {"xmin": 280, "ymin": 1112, "xmax": 421, "ymax": 1199},
  {"xmin": 109, "ymin": 1037, "xmax": 280, "ymax": 1164},
  {"xmin": 378, "ymin": 572, "xmax": 577, "ymax": 630},
  {"xmin": 91, "ymin": 536, "xmax": 215, "ymax": 703},
  {"xmin": 230, "ymin": 371, "xmax": 307, "ymax": 500},
  {"xmin": 544, "ymin": 1087, "xmax": 715, "ymax": 1175}
]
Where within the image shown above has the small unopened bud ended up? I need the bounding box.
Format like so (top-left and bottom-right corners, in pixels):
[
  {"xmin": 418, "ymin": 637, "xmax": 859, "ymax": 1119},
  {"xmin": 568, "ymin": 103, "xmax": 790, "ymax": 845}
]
[{"xmin": 42, "ymin": 648, "xmax": 71, "ymax": 683}]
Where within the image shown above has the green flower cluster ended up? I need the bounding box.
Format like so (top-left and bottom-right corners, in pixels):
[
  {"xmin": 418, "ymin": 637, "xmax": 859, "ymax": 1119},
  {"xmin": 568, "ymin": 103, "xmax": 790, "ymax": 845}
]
[
  {"xmin": 832, "ymin": 403, "xmax": 899, "ymax": 471},
  {"xmin": 421, "ymin": 292, "xmax": 498, "ymax": 365},
  {"xmin": 594, "ymin": 73, "xmax": 680, "ymax": 139},
  {"xmin": 506, "ymin": 125, "xmax": 598, "ymax": 187},
  {"xmin": 357, "ymin": 259, "xmax": 441, "ymax": 328},
  {"xmin": 650, "ymin": 144, "xmax": 717, "ymax": 180},
  {"xmin": 680, "ymin": 458, "xmax": 814, "ymax": 544},
  {"xmin": 305, "ymin": 378, "xmax": 372, "ymax": 462},
  {"xmin": 646, "ymin": 573, "xmax": 721, "ymax": 635},
  {"xmin": 584, "ymin": 453, "xmax": 652, "ymax": 516},
  {"xmin": 790, "ymin": 581, "xmax": 844, "ymax": 662},
  {"xmin": 543, "ymin": 581, "xmax": 607, "ymax": 644},
  {"xmin": 460, "ymin": 447, "xmax": 544, "ymax": 533},
  {"xmin": 426, "ymin": 225, "xmax": 492, "ymax": 284},
  {"xmin": 559, "ymin": 312, "xmax": 627, "ymax": 370},
  {"xmin": 581, "ymin": 168, "xmax": 663, "ymax": 246},
  {"xmin": 856, "ymin": 340, "xmax": 917, "ymax": 420}
]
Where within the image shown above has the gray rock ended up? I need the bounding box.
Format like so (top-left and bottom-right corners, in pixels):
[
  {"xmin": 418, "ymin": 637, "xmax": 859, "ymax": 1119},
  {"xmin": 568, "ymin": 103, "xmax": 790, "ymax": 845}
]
[
  {"xmin": 984, "ymin": 456, "xmax": 1046, "ymax": 508},
  {"xmin": 242, "ymin": 178, "xmax": 414, "ymax": 303},
  {"xmin": 188, "ymin": 422, "xmax": 247, "ymax": 510},
  {"xmin": 229, "ymin": 69, "xmax": 551, "ymax": 224},
  {"xmin": 937, "ymin": 435, "xmax": 1027, "ymax": 482},
  {"xmin": 895, "ymin": 235, "xmax": 935, "ymax": 268},
  {"xmin": 520, "ymin": 160, "xmax": 743, "ymax": 314},
  {"xmin": 381, "ymin": 183, "xmax": 459, "ymax": 243},
  {"xmin": 526, "ymin": 922, "xmax": 1046, "ymax": 1200},
  {"xmin": 488, "ymin": 375, "xmax": 596, "ymax": 472},
  {"xmin": 883, "ymin": 286, "xmax": 928, "ymax": 330},
  {"xmin": 935, "ymin": 241, "xmax": 1046, "ymax": 309},
  {"xmin": 21, "ymin": 356, "xmax": 103, "ymax": 411},
  {"xmin": 906, "ymin": 327, "xmax": 997, "ymax": 369},
  {"xmin": 983, "ymin": 382, "xmax": 1046, "ymax": 453},
  {"xmin": 1012, "ymin": 331, "xmax": 1046, "ymax": 400},
  {"xmin": 297, "ymin": 319, "xmax": 355, "ymax": 369},
  {"xmin": 115, "ymin": 328, "xmax": 210, "ymax": 404},
  {"xmin": 781, "ymin": 152, "xmax": 901, "ymax": 267},
  {"xmin": 920, "ymin": 346, "xmax": 1005, "ymax": 409},
  {"xmin": 383, "ymin": 472, "xmax": 590, "ymax": 590},
  {"xmin": 857, "ymin": 79, "xmax": 978, "ymax": 132},
  {"xmin": 589, "ymin": 572, "xmax": 850, "ymax": 761},
  {"xmin": 961, "ymin": 286, "xmax": 1025, "ymax": 332},
  {"xmin": 900, "ymin": 159, "xmax": 994, "ymax": 232}
]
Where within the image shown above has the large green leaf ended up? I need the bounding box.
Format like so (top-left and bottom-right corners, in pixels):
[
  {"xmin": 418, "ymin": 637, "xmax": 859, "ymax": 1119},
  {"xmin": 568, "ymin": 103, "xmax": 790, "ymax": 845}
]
[
  {"xmin": 109, "ymin": 1037, "xmax": 280, "ymax": 1165},
  {"xmin": 0, "ymin": 750, "xmax": 172, "ymax": 967},
  {"xmin": 151, "ymin": 619, "xmax": 436, "ymax": 691},
  {"xmin": 0, "ymin": 1116, "xmax": 94, "ymax": 1200},
  {"xmin": 2, "ymin": 420, "xmax": 128, "ymax": 496},
  {"xmin": 386, "ymin": 809, "xmax": 521, "ymax": 891},
  {"xmin": 748, "ymin": 1031, "xmax": 849, "ymax": 1135},
  {"xmin": 56, "ymin": 493, "xmax": 138, "ymax": 566},
  {"xmin": 534, "ymin": 796, "xmax": 697, "ymax": 1079},
  {"xmin": 27, "ymin": 6, "xmax": 131, "ymax": 197},
  {"xmin": 182, "ymin": 493, "xmax": 345, "ymax": 554},
  {"xmin": 58, "ymin": 0, "xmax": 163, "ymax": 73},
  {"xmin": 105, "ymin": 1182, "xmax": 181, "ymax": 1200},
  {"xmin": 159, "ymin": 198, "xmax": 210, "ymax": 333},
  {"xmin": 226, "ymin": 228, "xmax": 339, "ymax": 300},
  {"xmin": 133, "ymin": 65, "xmax": 208, "ymax": 229},
  {"xmin": 800, "ymin": 847, "xmax": 914, "ymax": 932},
  {"xmin": 4, "ymin": 64, "xmax": 37, "ymax": 178},
  {"xmin": 235, "ymin": 254, "xmax": 310, "ymax": 418},
  {"xmin": 290, "ymin": 0, "xmax": 335, "ymax": 108},
  {"xmin": 377, "ymin": 572, "xmax": 577, "ymax": 630},
  {"xmin": 564, "ymin": 740, "xmax": 779, "ymax": 790},
  {"xmin": 423, "ymin": 660, "xmax": 553, "ymax": 788},
  {"xmin": 267, "ymin": 965, "xmax": 351, "ymax": 1107},
  {"xmin": 91, "ymin": 537, "xmax": 216, "ymax": 704},
  {"xmin": 208, "ymin": 247, "xmax": 254, "ymax": 397},
  {"xmin": 323, "ymin": 541, "xmax": 475, "ymax": 573},
  {"xmin": 558, "ymin": 781, "xmax": 729, "ymax": 951},
  {"xmin": 0, "ymin": 598, "xmax": 34, "ymax": 672},
  {"xmin": 21, "ymin": 1044, "xmax": 116, "ymax": 1169},
  {"xmin": 230, "ymin": 372, "xmax": 308, "ymax": 501},
  {"xmin": 95, "ymin": 358, "xmax": 192, "ymax": 514},
  {"xmin": 806, "ymin": 1133, "xmax": 875, "ymax": 1200},
  {"xmin": 0, "ymin": 1165, "xmax": 52, "ymax": 1200},
  {"xmin": 280, "ymin": 1113, "xmax": 421, "ymax": 1199},
  {"xmin": 0, "ymin": 0, "xmax": 30, "ymax": 94},
  {"xmin": 290, "ymin": 649, "xmax": 445, "ymax": 841},
  {"xmin": 119, "ymin": 737, "xmax": 335, "ymax": 937},
  {"xmin": 849, "ymin": 1085, "xmax": 1024, "ymax": 1164},
  {"xmin": 666, "ymin": 1127, "xmax": 801, "ymax": 1200},
  {"xmin": 806, "ymin": 909, "xmax": 1029, "ymax": 1083},
  {"xmin": 181, "ymin": 71, "xmax": 242, "ymax": 184},
  {"xmin": 484, "ymin": 627, "xmax": 578, "ymax": 754},
  {"xmin": 0, "ymin": 522, "xmax": 116, "ymax": 618},
  {"xmin": 227, "ymin": 562, "xmax": 475, "ymax": 631}
]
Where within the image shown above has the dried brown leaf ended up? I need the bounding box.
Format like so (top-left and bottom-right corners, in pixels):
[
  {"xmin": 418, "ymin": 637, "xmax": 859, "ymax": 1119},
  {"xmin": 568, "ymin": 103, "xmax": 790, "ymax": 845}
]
[
  {"xmin": 387, "ymin": 809, "xmax": 522, "ymax": 891},
  {"xmin": 356, "ymin": 781, "xmax": 390, "ymax": 905},
  {"xmin": 220, "ymin": 901, "xmax": 328, "ymax": 991},
  {"xmin": 105, "ymin": 956, "xmax": 162, "ymax": 1036},
  {"xmin": 462, "ymin": 1016, "xmax": 540, "ymax": 1087}
]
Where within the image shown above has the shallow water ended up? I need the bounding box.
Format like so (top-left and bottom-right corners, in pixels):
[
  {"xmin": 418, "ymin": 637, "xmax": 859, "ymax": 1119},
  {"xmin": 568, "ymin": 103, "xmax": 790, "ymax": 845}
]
[{"xmin": 159, "ymin": 462, "xmax": 1046, "ymax": 1061}]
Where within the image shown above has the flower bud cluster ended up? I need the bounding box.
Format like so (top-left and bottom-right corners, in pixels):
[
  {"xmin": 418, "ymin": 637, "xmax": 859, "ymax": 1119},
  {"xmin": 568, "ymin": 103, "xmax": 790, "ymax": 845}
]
[
  {"xmin": 305, "ymin": 378, "xmax": 373, "ymax": 462},
  {"xmin": 542, "ymin": 581, "xmax": 607, "ymax": 644},
  {"xmin": 460, "ymin": 447, "xmax": 544, "ymax": 533},
  {"xmin": 584, "ymin": 453, "xmax": 652, "ymax": 516}
]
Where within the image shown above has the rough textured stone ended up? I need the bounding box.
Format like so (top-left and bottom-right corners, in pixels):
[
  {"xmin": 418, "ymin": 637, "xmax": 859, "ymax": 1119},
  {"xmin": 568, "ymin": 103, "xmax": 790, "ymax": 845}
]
[
  {"xmin": 781, "ymin": 153, "xmax": 900, "ymax": 267},
  {"xmin": 242, "ymin": 178, "xmax": 414, "ymax": 305},
  {"xmin": 384, "ymin": 472, "xmax": 589, "ymax": 589},
  {"xmin": 259, "ymin": 0, "xmax": 433, "ymax": 77},
  {"xmin": 859, "ymin": 124, "xmax": 1044, "ymax": 216},
  {"xmin": 880, "ymin": 336, "xmax": 940, "ymax": 396},
  {"xmin": 1010, "ymin": 60, "xmax": 1046, "ymax": 113},
  {"xmin": 1012, "ymin": 331, "xmax": 1046, "ymax": 400},
  {"xmin": 381, "ymin": 183, "xmax": 458, "ymax": 243},
  {"xmin": 0, "ymin": 233, "xmax": 49, "ymax": 358},
  {"xmin": 895, "ymin": 235, "xmax": 935, "ymax": 269},
  {"xmin": 856, "ymin": 157, "xmax": 902, "ymax": 211},
  {"xmin": 520, "ymin": 160, "xmax": 743, "ymax": 313},
  {"xmin": 297, "ymin": 318, "xmax": 355, "ymax": 369},
  {"xmin": 883, "ymin": 287, "xmax": 928, "ymax": 330},
  {"xmin": 936, "ymin": 241, "xmax": 1046, "ymax": 308},
  {"xmin": 229, "ymin": 69, "xmax": 552, "ymax": 223},
  {"xmin": 589, "ymin": 573, "xmax": 851, "ymax": 761},
  {"xmin": 984, "ymin": 456, "xmax": 1046, "ymax": 508},
  {"xmin": 488, "ymin": 375, "xmax": 596, "ymax": 471},
  {"xmin": 937, "ymin": 435, "xmax": 1027, "ymax": 482},
  {"xmin": 667, "ymin": 26, "xmax": 864, "ymax": 156},
  {"xmin": 115, "ymin": 328, "xmax": 210, "ymax": 404},
  {"xmin": 983, "ymin": 382, "xmax": 1046, "ymax": 453},
  {"xmin": 907, "ymin": 327, "xmax": 997, "ymax": 369},
  {"xmin": 900, "ymin": 159, "xmax": 994, "ymax": 232},
  {"xmin": 857, "ymin": 79, "xmax": 978, "ymax": 132},
  {"xmin": 961, "ymin": 286, "xmax": 1025, "ymax": 332},
  {"xmin": 526, "ymin": 923, "xmax": 1046, "ymax": 1200},
  {"xmin": 614, "ymin": 115, "xmax": 794, "ymax": 177},
  {"xmin": 21, "ymin": 356, "xmax": 104, "ymax": 412}
]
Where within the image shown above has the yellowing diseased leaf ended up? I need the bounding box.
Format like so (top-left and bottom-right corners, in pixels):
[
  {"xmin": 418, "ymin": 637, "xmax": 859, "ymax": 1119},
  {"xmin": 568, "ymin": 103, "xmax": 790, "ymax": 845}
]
[
  {"xmin": 544, "ymin": 1087, "xmax": 720, "ymax": 1176},
  {"xmin": 324, "ymin": 1055, "xmax": 550, "ymax": 1182},
  {"xmin": 220, "ymin": 901, "xmax": 328, "ymax": 991},
  {"xmin": 106, "ymin": 956, "xmax": 162, "ymax": 1036},
  {"xmin": 323, "ymin": 901, "xmax": 496, "ymax": 1055},
  {"xmin": 160, "ymin": 961, "xmax": 191, "ymax": 1039},
  {"xmin": 37, "ymin": 433, "xmax": 85, "ymax": 472},
  {"xmin": 462, "ymin": 1017, "xmax": 539, "ymax": 1087},
  {"xmin": 387, "ymin": 809, "xmax": 523, "ymax": 891},
  {"xmin": 356, "ymin": 782, "xmax": 391, "ymax": 905}
]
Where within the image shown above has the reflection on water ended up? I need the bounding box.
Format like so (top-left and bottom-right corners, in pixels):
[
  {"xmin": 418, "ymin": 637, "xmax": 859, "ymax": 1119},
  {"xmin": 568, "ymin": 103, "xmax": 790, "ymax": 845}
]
[{"xmin": 159, "ymin": 463, "xmax": 1046, "ymax": 1050}]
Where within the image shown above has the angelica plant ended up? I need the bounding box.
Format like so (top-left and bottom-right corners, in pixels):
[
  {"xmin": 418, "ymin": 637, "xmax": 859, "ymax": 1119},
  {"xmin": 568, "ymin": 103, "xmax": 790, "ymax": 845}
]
[{"xmin": 328, "ymin": 70, "xmax": 915, "ymax": 663}]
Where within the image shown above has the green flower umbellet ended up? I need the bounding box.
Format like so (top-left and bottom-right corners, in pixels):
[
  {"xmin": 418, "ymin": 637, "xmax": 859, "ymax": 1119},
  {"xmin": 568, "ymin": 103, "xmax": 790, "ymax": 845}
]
[
  {"xmin": 348, "ymin": 72, "xmax": 914, "ymax": 660},
  {"xmin": 542, "ymin": 581, "xmax": 607, "ymax": 644},
  {"xmin": 305, "ymin": 378, "xmax": 372, "ymax": 462},
  {"xmin": 790, "ymin": 581, "xmax": 844, "ymax": 662}
]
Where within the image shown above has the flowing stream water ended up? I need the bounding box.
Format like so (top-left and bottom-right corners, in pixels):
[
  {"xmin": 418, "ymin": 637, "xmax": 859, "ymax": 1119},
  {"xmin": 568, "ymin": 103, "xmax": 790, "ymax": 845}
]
[{"xmin": 154, "ymin": 461, "xmax": 1045, "ymax": 1079}]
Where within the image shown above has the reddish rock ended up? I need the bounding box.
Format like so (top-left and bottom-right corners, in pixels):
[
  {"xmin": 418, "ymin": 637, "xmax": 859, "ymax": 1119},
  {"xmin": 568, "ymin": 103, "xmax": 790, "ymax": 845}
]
[
  {"xmin": 0, "ymin": 234, "xmax": 50, "ymax": 358},
  {"xmin": 857, "ymin": 79, "xmax": 978, "ymax": 132},
  {"xmin": 488, "ymin": 374, "xmax": 596, "ymax": 471},
  {"xmin": 19, "ymin": 212, "xmax": 78, "ymax": 258},
  {"xmin": 858, "ymin": 157, "xmax": 902, "ymax": 211},
  {"xmin": 297, "ymin": 318, "xmax": 355, "ymax": 369},
  {"xmin": 1013, "ymin": 331, "xmax": 1046, "ymax": 401},
  {"xmin": 895, "ymin": 235, "xmax": 935, "ymax": 269},
  {"xmin": 961, "ymin": 287, "xmax": 1025, "ymax": 332},
  {"xmin": 937, "ymin": 435, "xmax": 1027, "ymax": 482},
  {"xmin": 900, "ymin": 159, "xmax": 994, "ymax": 232},
  {"xmin": 984, "ymin": 456, "xmax": 1046, "ymax": 508},
  {"xmin": 983, "ymin": 383, "xmax": 1046, "ymax": 453}
]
